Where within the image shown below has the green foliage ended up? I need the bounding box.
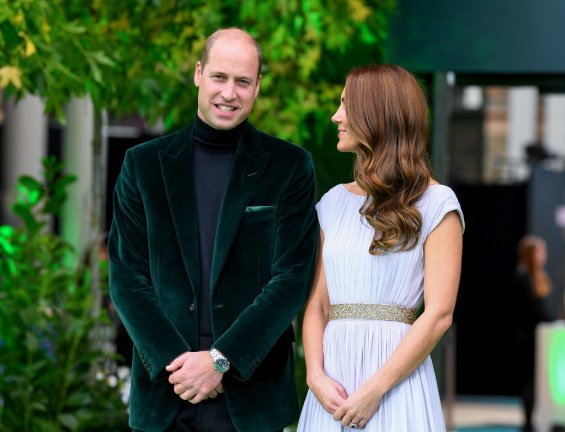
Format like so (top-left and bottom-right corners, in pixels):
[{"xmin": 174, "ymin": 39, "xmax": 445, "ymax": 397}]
[
  {"xmin": 0, "ymin": 0, "xmax": 396, "ymax": 200},
  {"xmin": 0, "ymin": 157, "xmax": 128, "ymax": 431},
  {"xmin": 0, "ymin": 0, "xmax": 395, "ymax": 140},
  {"xmin": 0, "ymin": 0, "xmax": 118, "ymax": 120},
  {"xmin": 1, "ymin": 0, "xmax": 396, "ymax": 200},
  {"xmin": 103, "ymin": 0, "xmax": 398, "ymax": 141},
  {"xmin": 242, "ymin": 0, "xmax": 396, "ymax": 142}
]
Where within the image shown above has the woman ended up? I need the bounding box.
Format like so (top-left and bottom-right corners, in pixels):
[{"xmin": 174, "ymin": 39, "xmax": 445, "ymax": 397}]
[
  {"xmin": 297, "ymin": 64, "xmax": 464, "ymax": 431},
  {"xmin": 514, "ymin": 235, "xmax": 553, "ymax": 432}
]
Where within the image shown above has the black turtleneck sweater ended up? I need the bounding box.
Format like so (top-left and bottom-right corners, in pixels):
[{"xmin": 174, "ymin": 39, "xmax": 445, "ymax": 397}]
[{"xmin": 192, "ymin": 116, "xmax": 244, "ymax": 347}]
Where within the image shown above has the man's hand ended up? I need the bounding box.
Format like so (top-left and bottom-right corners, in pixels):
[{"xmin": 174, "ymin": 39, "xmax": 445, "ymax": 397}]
[{"xmin": 166, "ymin": 351, "xmax": 223, "ymax": 404}]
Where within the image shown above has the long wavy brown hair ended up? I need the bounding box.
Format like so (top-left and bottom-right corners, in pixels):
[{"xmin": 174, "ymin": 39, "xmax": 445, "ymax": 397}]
[{"xmin": 345, "ymin": 64, "xmax": 432, "ymax": 254}]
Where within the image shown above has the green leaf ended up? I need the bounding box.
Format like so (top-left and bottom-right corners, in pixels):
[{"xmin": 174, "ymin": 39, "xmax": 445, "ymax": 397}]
[
  {"xmin": 0, "ymin": 225, "xmax": 15, "ymax": 237},
  {"xmin": 86, "ymin": 55, "xmax": 102, "ymax": 83},
  {"xmin": 12, "ymin": 203, "xmax": 40, "ymax": 232},
  {"xmin": 34, "ymin": 366, "xmax": 64, "ymax": 387},
  {"xmin": 360, "ymin": 23, "xmax": 377, "ymax": 44},
  {"xmin": 55, "ymin": 62, "xmax": 82, "ymax": 82},
  {"xmin": 63, "ymin": 22, "xmax": 87, "ymax": 34},
  {"xmin": 90, "ymin": 50, "xmax": 116, "ymax": 67},
  {"xmin": 18, "ymin": 175, "xmax": 44, "ymax": 203},
  {"xmin": 59, "ymin": 413, "xmax": 79, "ymax": 430},
  {"xmin": 0, "ymin": 236, "xmax": 15, "ymax": 255},
  {"xmin": 65, "ymin": 390, "xmax": 92, "ymax": 407},
  {"xmin": 30, "ymin": 400, "xmax": 48, "ymax": 412},
  {"xmin": 26, "ymin": 330, "xmax": 39, "ymax": 351}
]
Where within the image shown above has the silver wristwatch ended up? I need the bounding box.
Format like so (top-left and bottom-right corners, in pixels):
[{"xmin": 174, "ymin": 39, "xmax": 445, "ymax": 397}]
[{"xmin": 209, "ymin": 348, "xmax": 230, "ymax": 373}]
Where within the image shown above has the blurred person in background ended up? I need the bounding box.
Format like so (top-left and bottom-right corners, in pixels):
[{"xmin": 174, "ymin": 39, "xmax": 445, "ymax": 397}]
[{"xmin": 514, "ymin": 235, "xmax": 554, "ymax": 432}]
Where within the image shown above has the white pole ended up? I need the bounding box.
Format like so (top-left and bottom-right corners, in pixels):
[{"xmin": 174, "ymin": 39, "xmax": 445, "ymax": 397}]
[
  {"xmin": 542, "ymin": 94, "xmax": 565, "ymax": 160},
  {"xmin": 1, "ymin": 95, "xmax": 48, "ymax": 226},
  {"xmin": 61, "ymin": 96, "xmax": 94, "ymax": 255},
  {"xmin": 507, "ymin": 87, "xmax": 539, "ymax": 181}
]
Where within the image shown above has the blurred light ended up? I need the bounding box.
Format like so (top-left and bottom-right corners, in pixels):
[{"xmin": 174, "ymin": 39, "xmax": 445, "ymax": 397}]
[
  {"xmin": 554, "ymin": 205, "xmax": 565, "ymax": 228},
  {"xmin": 549, "ymin": 330, "xmax": 565, "ymax": 404},
  {"xmin": 462, "ymin": 86, "xmax": 484, "ymax": 110}
]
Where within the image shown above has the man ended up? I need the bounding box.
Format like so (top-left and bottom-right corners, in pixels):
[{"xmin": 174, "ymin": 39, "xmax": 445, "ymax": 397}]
[{"xmin": 108, "ymin": 28, "xmax": 318, "ymax": 432}]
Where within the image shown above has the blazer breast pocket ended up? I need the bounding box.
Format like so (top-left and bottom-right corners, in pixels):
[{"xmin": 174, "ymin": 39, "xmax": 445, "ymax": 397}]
[{"xmin": 242, "ymin": 205, "xmax": 276, "ymax": 223}]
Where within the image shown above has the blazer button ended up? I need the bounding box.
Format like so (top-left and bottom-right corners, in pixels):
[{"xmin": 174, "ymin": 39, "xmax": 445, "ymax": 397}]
[{"xmin": 188, "ymin": 304, "xmax": 196, "ymax": 312}]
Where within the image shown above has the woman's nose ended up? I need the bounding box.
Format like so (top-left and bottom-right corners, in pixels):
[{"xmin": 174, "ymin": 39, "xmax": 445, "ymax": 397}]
[{"xmin": 331, "ymin": 111, "xmax": 340, "ymax": 124}]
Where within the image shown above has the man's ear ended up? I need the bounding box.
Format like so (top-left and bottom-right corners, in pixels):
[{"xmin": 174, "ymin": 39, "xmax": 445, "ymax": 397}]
[
  {"xmin": 194, "ymin": 61, "xmax": 202, "ymax": 87},
  {"xmin": 254, "ymin": 74, "xmax": 262, "ymax": 98}
]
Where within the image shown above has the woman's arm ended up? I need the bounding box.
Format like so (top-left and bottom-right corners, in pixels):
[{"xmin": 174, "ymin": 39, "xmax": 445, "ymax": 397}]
[
  {"xmin": 303, "ymin": 230, "xmax": 348, "ymax": 414},
  {"xmin": 334, "ymin": 210, "xmax": 463, "ymax": 428}
]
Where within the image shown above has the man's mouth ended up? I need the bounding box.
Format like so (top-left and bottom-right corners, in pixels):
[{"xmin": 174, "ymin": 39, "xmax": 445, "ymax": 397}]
[{"xmin": 216, "ymin": 104, "xmax": 236, "ymax": 112}]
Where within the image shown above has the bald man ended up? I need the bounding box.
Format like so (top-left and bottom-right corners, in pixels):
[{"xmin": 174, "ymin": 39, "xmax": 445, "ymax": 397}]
[{"xmin": 109, "ymin": 28, "xmax": 318, "ymax": 432}]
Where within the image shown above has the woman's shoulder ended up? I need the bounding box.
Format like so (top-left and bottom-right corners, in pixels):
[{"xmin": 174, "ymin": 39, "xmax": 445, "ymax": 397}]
[
  {"xmin": 317, "ymin": 184, "xmax": 341, "ymax": 211},
  {"xmin": 419, "ymin": 183, "xmax": 465, "ymax": 233},
  {"xmin": 421, "ymin": 183, "xmax": 459, "ymax": 204},
  {"xmin": 315, "ymin": 184, "xmax": 348, "ymax": 231},
  {"xmin": 319, "ymin": 182, "xmax": 365, "ymax": 203}
]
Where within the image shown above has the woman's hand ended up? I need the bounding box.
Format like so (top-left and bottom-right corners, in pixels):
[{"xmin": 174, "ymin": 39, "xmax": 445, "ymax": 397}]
[
  {"xmin": 308, "ymin": 372, "xmax": 348, "ymax": 414},
  {"xmin": 332, "ymin": 379, "xmax": 383, "ymax": 429}
]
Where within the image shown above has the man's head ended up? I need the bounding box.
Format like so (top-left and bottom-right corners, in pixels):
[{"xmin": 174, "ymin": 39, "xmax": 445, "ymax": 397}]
[{"xmin": 194, "ymin": 28, "xmax": 262, "ymax": 130}]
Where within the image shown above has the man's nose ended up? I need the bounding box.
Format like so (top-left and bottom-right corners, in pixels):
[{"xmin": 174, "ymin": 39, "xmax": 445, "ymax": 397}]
[{"xmin": 221, "ymin": 81, "xmax": 236, "ymax": 100}]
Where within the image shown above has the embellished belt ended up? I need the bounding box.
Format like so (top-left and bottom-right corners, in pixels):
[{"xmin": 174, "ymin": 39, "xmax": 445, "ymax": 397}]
[{"xmin": 328, "ymin": 303, "xmax": 418, "ymax": 325}]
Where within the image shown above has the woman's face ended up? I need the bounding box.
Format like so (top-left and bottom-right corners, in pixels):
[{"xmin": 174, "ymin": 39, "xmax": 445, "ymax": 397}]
[
  {"xmin": 534, "ymin": 243, "xmax": 547, "ymax": 267},
  {"xmin": 524, "ymin": 241, "xmax": 548, "ymax": 269},
  {"xmin": 331, "ymin": 88, "xmax": 359, "ymax": 153}
]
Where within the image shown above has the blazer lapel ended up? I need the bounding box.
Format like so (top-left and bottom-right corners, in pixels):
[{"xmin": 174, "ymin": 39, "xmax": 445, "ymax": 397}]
[
  {"xmin": 159, "ymin": 126, "xmax": 200, "ymax": 297},
  {"xmin": 210, "ymin": 124, "xmax": 270, "ymax": 292}
]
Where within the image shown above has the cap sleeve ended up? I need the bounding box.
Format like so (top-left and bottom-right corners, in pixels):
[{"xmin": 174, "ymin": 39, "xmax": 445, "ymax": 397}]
[
  {"xmin": 315, "ymin": 196, "xmax": 327, "ymax": 233},
  {"xmin": 315, "ymin": 185, "xmax": 342, "ymax": 233},
  {"xmin": 421, "ymin": 185, "xmax": 465, "ymax": 239}
]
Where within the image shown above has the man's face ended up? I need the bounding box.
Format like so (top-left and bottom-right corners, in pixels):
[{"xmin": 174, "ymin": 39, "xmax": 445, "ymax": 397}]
[{"xmin": 194, "ymin": 35, "xmax": 261, "ymax": 130}]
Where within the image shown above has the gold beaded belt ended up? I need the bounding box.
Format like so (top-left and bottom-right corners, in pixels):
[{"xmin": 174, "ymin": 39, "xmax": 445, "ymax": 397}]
[{"xmin": 328, "ymin": 303, "xmax": 418, "ymax": 325}]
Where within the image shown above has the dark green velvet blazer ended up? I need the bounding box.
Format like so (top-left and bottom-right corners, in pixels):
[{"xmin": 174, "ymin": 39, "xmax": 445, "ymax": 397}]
[{"xmin": 108, "ymin": 122, "xmax": 318, "ymax": 432}]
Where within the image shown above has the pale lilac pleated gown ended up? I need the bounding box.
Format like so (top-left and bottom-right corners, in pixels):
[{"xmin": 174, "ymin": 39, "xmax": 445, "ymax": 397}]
[{"xmin": 297, "ymin": 184, "xmax": 465, "ymax": 432}]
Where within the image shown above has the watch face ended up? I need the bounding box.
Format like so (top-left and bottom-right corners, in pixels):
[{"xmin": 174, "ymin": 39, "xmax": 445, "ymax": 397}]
[{"xmin": 214, "ymin": 358, "xmax": 230, "ymax": 373}]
